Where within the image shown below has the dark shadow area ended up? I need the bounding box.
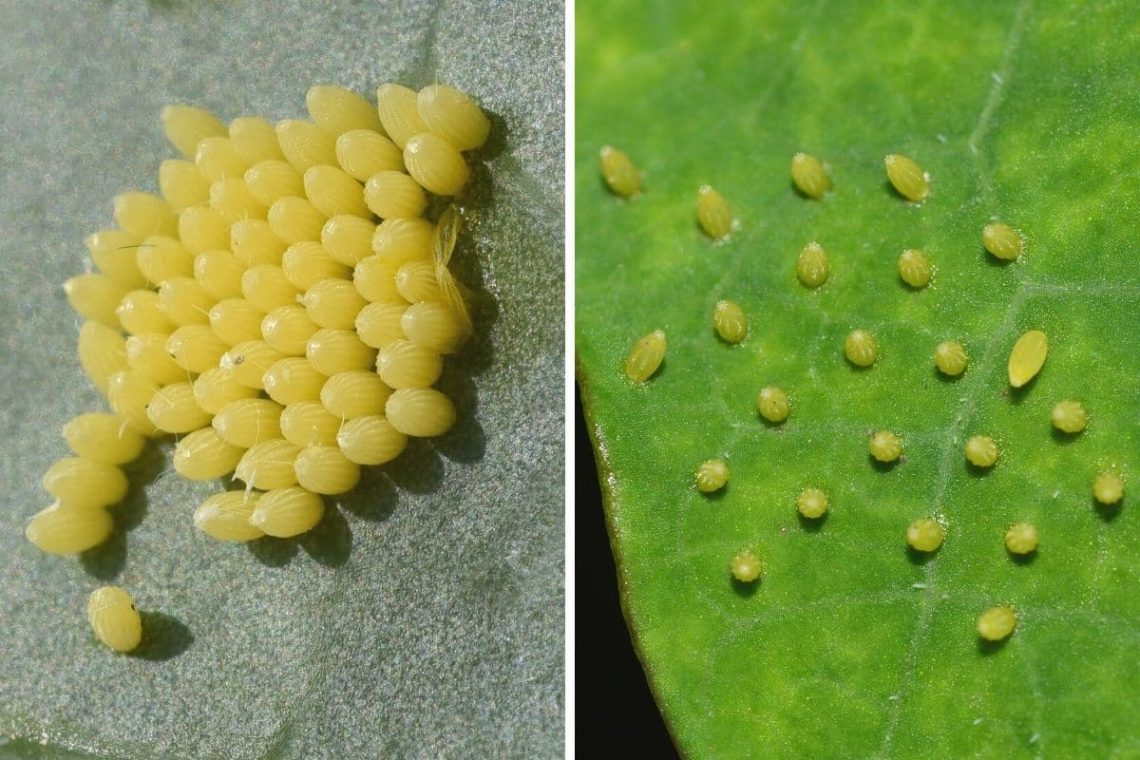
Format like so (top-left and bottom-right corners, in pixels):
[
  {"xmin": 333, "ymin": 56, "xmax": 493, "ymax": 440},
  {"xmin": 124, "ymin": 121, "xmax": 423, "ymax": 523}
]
[
  {"xmin": 870, "ymin": 455, "xmax": 902, "ymax": 473},
  {"xmin": 1009, "ymin": 549, "xmax": 1037, "ymax": 566},
  {"xmin": 131, "ymin": 611, "xmax": 193, "ymax": 661},
  {"xmin": 977, "ymin": 636, "xmax": 1010, "ymax": 656},
  {"xmin": 797, "ymin": 511, "xmax": 828, "ymax": 533},
  {"xmin": 697, "ymin": 487, "xmax": 728, "ymax": 503},
  {"xmin": 758, "ymin": 414, "xmax": 788, "ymax": 431},
  {"xmin": 933, "ymin": 365, "xmax": 965, "ymax": 384},
  {"xmin": 732, "ymin": 578, "xmax": 762, "ymax": 598},
  {"xmin": 905, "ymin": 546, "xmax": 939, "ymax": 566},
  {"xmin": 1094, "ymin": 498, "xmax": 1123, "ymax": 523},
  {"xmin": 576, "ymin": 387, "xmax": 678, "ymax": 757},
  {"xmin": 1050, "ymin": 427, "xmax": 1084, "ymax": 445},
  {"xmin": 965, "ymin": 461, "xmax": 996, "ymax": 478},
  {"xmin": 472, "ymin": 109, "xmax": 509, "ymax": 163},
  {"xmin": 248, "ymin": 535, "xmax": 298, "ymax": 567},
  {"xmin": 1006, "ymin": 376, "xmax": 1041, "ymax": 404},
  {"xmin": 981, "ymin": 248, "xmax": 1016, "ymax": 268},
  {"xmin": 81, "ymin": 441, "xmax": 166, "ymax": 580},
  {"xmin": 385, "ymin": 437, "xmax": 445, "ymax": 494},
  {"xmin": 337, "ymin": 465, "xmax": 398, "ymax": 522},
  {"xmin": 434, "ymin": 371, "xmax": 486, "ymax": 464},
  {"xmin": 299, "ymin": 505, "xmax": 351, "ymax": 567}
]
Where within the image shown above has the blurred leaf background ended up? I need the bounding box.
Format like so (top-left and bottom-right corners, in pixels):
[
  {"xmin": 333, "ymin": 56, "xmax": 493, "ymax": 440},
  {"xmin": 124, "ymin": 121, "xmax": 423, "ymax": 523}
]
[{"xmin": 0, "ymin": 1, "xmax": 563, "ymax": 757}]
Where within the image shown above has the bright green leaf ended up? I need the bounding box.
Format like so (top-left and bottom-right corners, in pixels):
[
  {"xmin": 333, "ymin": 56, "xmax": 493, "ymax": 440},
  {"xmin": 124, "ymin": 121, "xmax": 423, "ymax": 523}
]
[
  {"xmin": 0, "ymin": 2, "xmax": 563, "ymax": 757},
  {"xmin": 577, "ymin": 1, "xmax": 1140, "ymax": 756}
]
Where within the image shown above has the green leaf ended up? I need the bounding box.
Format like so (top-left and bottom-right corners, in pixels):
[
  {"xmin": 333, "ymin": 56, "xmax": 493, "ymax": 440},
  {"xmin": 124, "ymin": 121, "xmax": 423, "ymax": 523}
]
[
  {"xmin": 577, "ymin": 1, "xmax": 1140, "ymax": 756},
  {"xmin": 0, "ymin": 2, "xmax": 563, "ymax": 757}
]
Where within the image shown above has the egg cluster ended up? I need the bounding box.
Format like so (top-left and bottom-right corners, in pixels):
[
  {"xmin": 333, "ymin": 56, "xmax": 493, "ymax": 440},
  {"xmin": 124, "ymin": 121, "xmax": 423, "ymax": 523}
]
[
  {"xmin": 27, "ymin": 83, "xmax": 489, "ymax": 648},
  {"xmin": 603, "ymin": 147, "xmax": 1128, "ymax": 644}
]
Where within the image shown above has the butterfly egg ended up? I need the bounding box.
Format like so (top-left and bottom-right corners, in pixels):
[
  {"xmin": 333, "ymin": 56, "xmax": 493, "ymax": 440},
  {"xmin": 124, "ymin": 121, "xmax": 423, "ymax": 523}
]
[
  {"xmin": 982, "ymin": 222, "xmax": 1023, "ymax": 261},
  {"xmin": 796, "ymin": 488, "xmax": 829, "ymax": 519},
  {"xmin": 356, "ymin": 302, "xmax": 409, "ymax": 349},
  {"xmin": 276, "ymin": 119, "xmax": 338, "ymax": 172},
  {"xmin": 113, "ymin": 192, "xmax": 178, "ymax": 239},
  {"xmin": 220, "ymin": 340, "xmax": 286, "ymax": 390},
  {"xmin": 934, "ymin": 340, "xmax": 968, "ymax": 377},
  {"xmin": 78, "ymin": 321, "xmax": 128, "ymax": 396},
  {"xmin": 167, "ymin": 324, "xmax": 229, "ymax": 373},
  {"xmin": 87, "ymin": 585, "xmax": 144, "ymax": 653},
  {"xmin": 336, "ymin": 129, "xmax": 405, "ymax": 182},
  {"xmin": 301, "ymin": 278, "xmax": 367, "ymax": 329},
  {"xmin": 598, "ymin": 146, "xmax": 641, "ymax": 198},
  {"xmin": 158, "ymin": 277, "xmax": 216, "ymax": 326},
  {"xmin": 364, "ymin": 171, "xmax": 427, "ymax": 220},
  {"xmin": 795, "ymin": 242, "xmax": 829, "ymax": 288},
  {"xmin": 320, "ymin": 370, "xmax": 392, "ymax": 420},
  {"xmin": 869, "ymin": 431, "xmax": 902, "ymax": 463},
  {"xmin": 261, "ymin": 305, "xmax": 319, "ymax": 355},
  {"xmin": 283, "ymin": 241, "xmax": 351, "ymax": 290},
  {"xmin": 42, "ymin": 457, "xmax": 129, "ymax": 509},
  {"xmin": 624, "ymin": 329, "xmax": 666, "ymax": 383},
  {"xmin": 267, "ymin": 197, "xmax": 328, "ymax": 246},
  {"xmin": 193, "ymin": 249, "xmax": 247, "ymax": 300},
  {"xmin": 696, "ymin": 185, "xmax": 733, "ymax": 240},
  {"xmin": 193, "ymin": 366, "xmax": 259, "ymax": 414},
  {"xmin": 416, "ymin": 83, "xmax": 490, "ymax": 151},
  {"xmin": 136, "ymin": 235, "xmax": 195, "ymax": 285},
  {"xmin": 964, "ymin": 435, "xmax": 998, "ymax": 468},
  {"xmin": 228, "ymin": 116, "xmax": 285, "ymax": 164},
  {"xmin": 756, "ymin": 386, "xmax": 790, "ymax": 424},
  {"xmin": 385, "ymin": 388, "xmax": 456, "ymax": 437},
  {"xmin": 230, "ymin": 219, "xmax": 287, "ymax": 267},
  {"xmin": 303, "ymin": 165, "xmax": 369, "ymax": 218},
  {"xmin": 694, "ymin": 459, "xmax": 729, "ymax": 494},
  {"xmin": 377, "ymin": 83, "xmax": 430, "ymax": 149},
  {"xmin": 174, "ymin": 428, "xmax": 246, "ymax": 481},
  {"xmin": 212, "ymin": 398, "xmax": 285, "ymax": 448},
  {"xmin": 353, "ymin": 256, "xmax": 404, "ymax": 305},
  {"xmin": 401, "ymin": 301, "xmax": 469, "ymax": 354},
  {"xmin": 209, "ymin": 298, "xmax": 267, "ymax": 347},
  {"xmin": 250, "ymin": 486, "xmax": 325, "ymax": 537},
  {"xmin": 1004, "ymin": 522, "xmax": 1039, "ymax": 555},
  {"xmin": 85, "ymin": 229, "xmax": 148, "ymax": 289},
  {"xmin": 194, "ymin": 136, "xmax": 250, "ymax": 184},
  {"xmin": 403, "ymin": 132, "xmax": 470, "ymax": 196},
  {"xmin": 844, "ymin": 329, "xmax": 879, "ymax": 368},
  {"xmin": 116, "ymin": 290, "xmax": 175, "ymax": 336},
  {"xmin": 264, "ymin": 358, "xmax": 328, "ymax": 406},
  {"xmin": 884, "ymin": 153, "xmax": 929, "ymax": 202},
  {"xmin": 177, "ymin": 206, "xmax": 231, "ymax": 254},
  {"xmin": 25, "ymin": 503, "xmax": 114, "ymax": 555},
  {"xmin": 306, "ymin": 328, "xmax": 377, "ymax": 375},
  {"xmin": 161, "ymin": 104, "xmax": 227, "ymax": 159},
  {"xmin": 897, "ymin": 249, "xmax": 932, "ymax": 289},
  {"xmin": 106, "ymin": 370, "xmax": 161, "ymax": 436},
  {"xmin": 235, "ymin": 439, "xmax": 301, "ymax": 490},
  {"xmin": 730, "ymin": 550, "xmax": 763, "ymax": 583},
  {"xmin": 63, "ymin": 412, "xmax": 145, "ymax": 465},
  {"xmin": 395, "ymin": 260, "xmax": 442, "ymax": 303},
  {"xmin": 790, "ymin": 152, "xmax": 831, "ymax": 199},
  {"xmin": 711, "ymin": 300, "xmax": 748, "ymax": 344},
  {"xmin": 291, "ymin": 446, "xmax": 359, "ymax": 495},
  {"xmin": 1051, "ymin": 400, "xmax": 1088, "ymax": 434},
  {"xmin": 63, "ymin": 274, "xmax": 130, "ymax": 328},
  {"xmin": 146, "ymin": 381, "xmax": 212, "ymax": 434},
  {"xmin": 125, "ymin": 333, "xmax": 188, "ymax": 385},
  {"xmin": 372, "ymin": 217, "xmax": 435, "ymax": 266},
  {"xmin": 906, "ymin": 518, "xmax": 944, "ymax": 552},
  {"xmin": 318, "ymin": 216, "xmax": 375, "ymax": 268},
  {"xmin": 158, "ymin": 159, "xmax": 212, "ymax": 213},
  {"xmin": 306, "ymin": 84, "xmax": 384, "ymax": 136},
  {"xmin": 279, "ymin": 400, "xmax": 341, "ymax": 447},
  {"xmin": 244, "ymin": 160, "xmax": 305, "ymax": 207},
  {"xmin": 337, "ymin": 415, "xmax": 408, "ymax": 465},
  {"xmin": 208, "ymin": 178, "xmax": 268, "ymax": 223},
  {"xmin": 1093, "ymin": 471, "xmax": 1125, "ymax": 505},
  {"xmin": 240, "ymin": 264, "xmax": 301, "ymax": 313},
  {"xmin": 376, "ymin": 340, "xmax": 443, "ymax": 389},
  {"xmin": 1007, "ymin": 329, "xmax": 1047, "ymax": 388},
  {"xmin": 193, "ymin": 490, "xmax": 264, "ymax": 542},
  {"xmin": 977, "ymin": 606, "xmax": 1017, "ymax": 642}
]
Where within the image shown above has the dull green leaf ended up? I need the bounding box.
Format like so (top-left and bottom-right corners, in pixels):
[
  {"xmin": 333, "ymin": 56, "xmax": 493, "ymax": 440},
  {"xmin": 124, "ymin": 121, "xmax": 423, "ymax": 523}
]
[
  {"xmin": 577, "ymin": 1, "xmax": 1140, "ymax": 756},
  {"xmin": 0, "ymin": 1, "xmax": 563, "ymax": 757}
]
